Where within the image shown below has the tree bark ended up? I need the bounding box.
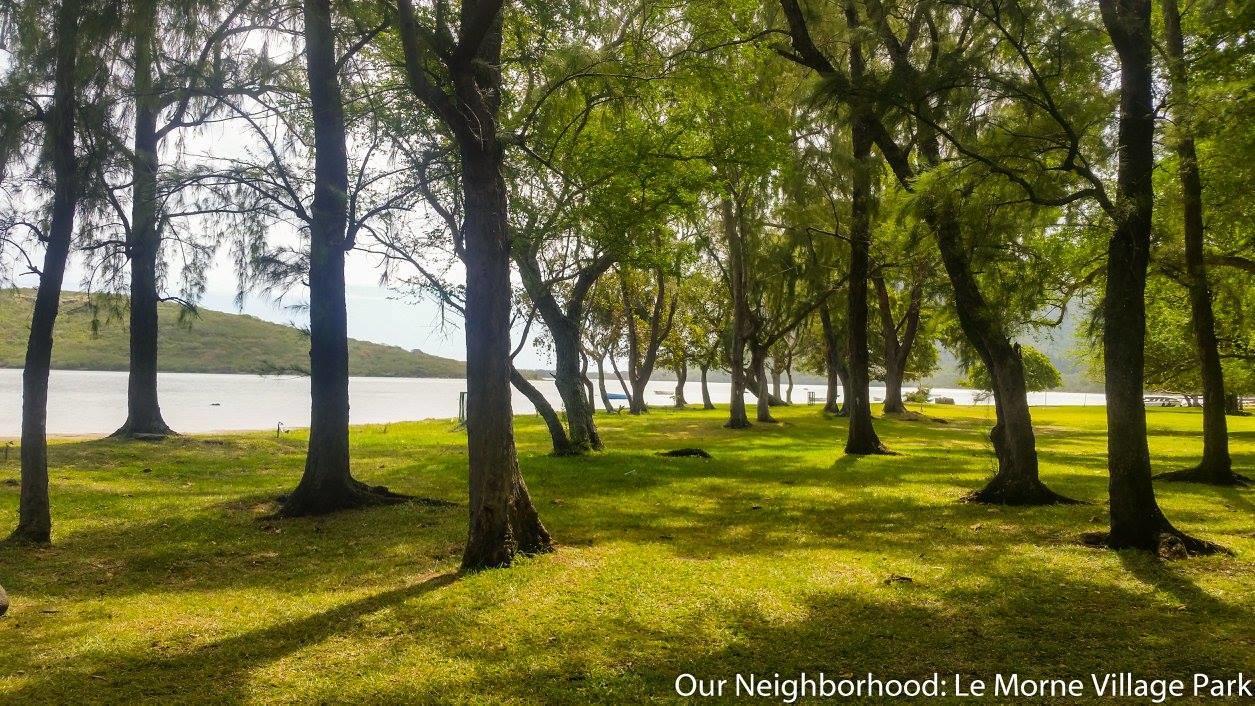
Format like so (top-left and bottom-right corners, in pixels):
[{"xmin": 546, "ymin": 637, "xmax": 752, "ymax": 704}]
[
  {"xmin": 673, "ymin": 361, "xmax": 688, "ymax": 408},
  {"xmin": 510, "ymin": 366, "xmax": 575, "ymax": 456},
  {"xmin": 515, "ymin": 248, "xmax": 607, "ymax": 451},
  {"xmin": 11, "ymin": 0, "xmax": 81, "ymax": 545},
  {"xmin": 723, "ymin": 197, "xmax": 752, "ymax": 428},
  {"xmin": 820, "ymin": 303, "xmax": 848, "ymax": 416},
  {"xmin": 397, "ymin": 0, "xmax": 551, "ymax": 569},
  {"xmin": 1154, "ymin": 0, "xmax": 1241, "ymax": 486},
  {"xmin": 751, "ymin": 342, "xmax": 776, "ymax": 423},
  {"xmin": 282, "ymin": 0, "xmax": 400, "ymax": 516},
  {"xmin": 1096, "ymin": 0, "xmax": 1219, "ymax": 552},
  {"xmin": 700, "ymin": 364, "xmax": 715, "ymax": 410},
  {"xmin": 114, "ymin": 0, "xmax": 173, "ymax": 439},
  {"xmin": 843, "ymin": 108, "xmax": 888, "ymax": 455},
  {"xmin": 873, "ymin": 275, "xmax": 922, "ymax": 415},
  {"xmin": 595, "ymin": 356, "xmax": 615, "ymax": 413}
]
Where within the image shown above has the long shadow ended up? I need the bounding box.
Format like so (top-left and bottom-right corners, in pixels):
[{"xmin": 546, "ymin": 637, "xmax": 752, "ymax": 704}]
[{"xmin": 2, "ymin": 571, "xmax": 460, "ymax": 703}]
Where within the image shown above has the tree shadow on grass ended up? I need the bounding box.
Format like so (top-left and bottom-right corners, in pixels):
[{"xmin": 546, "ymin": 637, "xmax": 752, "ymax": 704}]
[{"xmin": 1, "ymin": 571, "xmax": 460, "ymax": 703}]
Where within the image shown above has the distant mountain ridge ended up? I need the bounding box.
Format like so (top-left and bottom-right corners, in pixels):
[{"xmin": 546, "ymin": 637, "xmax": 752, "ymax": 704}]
[{"xmin": 0, "ymin": 289, "xmax": 467, "ymax": 378}]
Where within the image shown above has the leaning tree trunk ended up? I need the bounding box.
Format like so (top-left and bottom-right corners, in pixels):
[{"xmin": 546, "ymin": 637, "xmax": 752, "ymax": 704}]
[
  {"xmin": 510, "ymin": 367, "xmax": 575, "ymax": 456},
  {"xmin": 11, "ymin": 0, "xmax": 81, "ymax": 545},
  {"xmin": 723, "ymin": 197, "xmax": 752, "ymax": 429},
  {"xmin": 580, "ymin": 351, "xmax": 596, "ymax": 411},
  {"xmin": 1155, "ymin": 0, "xmax": 1240, "ymax": 486},
  {"xmin": 282, "ymin": 0, "xmax": 401, "ymax": 516},
  {"xmin": 873, "ymin": 276, "xmax": 920, "ymax": 415},
  {"xmin": 115, "ymin": 0, "xmax": 173, "ymax": 439},
  {"xmin": 459, "ymin": 145, "xmax": 552, "ymax": 569},
  {"xmin": 700, "ymin": 364, "xmax": 715, "ymax": 409},
  {"xmin": 1096, "ymin": 0, "xmax": 1217, "ymax": 553},
  {"xmin": 751, "ymin": 343, "xmax": 776, "ymax": 423},
  {"xmin": 820, "ymin": 304, "xmax": 848, "ymax": 416},
  {"xmin": 595, "ymin": 357, "xmax": 615, "ymax": 413},
  {"xmin": 843, "ymin": 113, "xmax": 888, "ymax": 455},
  {"xmin": 550, "ymin": 321, "xmax": 601, "ymax": 450},
  {"xmin": 929, "ymin": 203, "xmax": 1070, "ymax": 504},
  {"xmin": 673, "ymin": 361, "xmax": 688, "ymax": 408}
]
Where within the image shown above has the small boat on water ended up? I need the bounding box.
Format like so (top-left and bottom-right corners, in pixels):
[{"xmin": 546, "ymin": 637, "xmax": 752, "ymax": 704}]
[{"xmin": 607, "ymin": 393, "xmax": 629, "ymax": 401}]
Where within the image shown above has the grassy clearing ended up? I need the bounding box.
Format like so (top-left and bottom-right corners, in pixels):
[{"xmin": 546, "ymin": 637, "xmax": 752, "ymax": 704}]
[{"xmin": 0, "ymin": 404, "xmax": 1251, "ymax": 703}]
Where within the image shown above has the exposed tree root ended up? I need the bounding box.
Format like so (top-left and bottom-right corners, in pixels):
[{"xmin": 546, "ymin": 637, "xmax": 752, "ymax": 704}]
[
  {"xmin": 964, "ymin": 475, "xmax": 1080, "ymax": 506},
  {"xmin": 724, "ymin": 419, "xmax": 752, "ymax": 430},
  {"xmin": 1081, "ymin": 527, "xmax": 1231, "ymax": 559},
  {"xmin": 109, "ymin": 422, "xmax": 177, "ymax": 441},
  {"xmin": 1155, "ymin": 466, "xmax": 1250, "ymax": 487},
  {"xmin": 3, "ymin": 529, "xmax": 51, "ymax": 546},
  {"xmin": 277, "ymin": 479, "xmax": 415, "ymax": 518},
  {"xmin": 844, "ymin": 442, "xmax": 896, "ymax": 456}
]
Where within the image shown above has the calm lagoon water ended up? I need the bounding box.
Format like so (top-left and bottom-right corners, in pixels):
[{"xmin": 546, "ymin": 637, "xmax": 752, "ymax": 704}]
[{"xmin": 0, "ymin": 368, "xmax": 1105, "ymax": 437}]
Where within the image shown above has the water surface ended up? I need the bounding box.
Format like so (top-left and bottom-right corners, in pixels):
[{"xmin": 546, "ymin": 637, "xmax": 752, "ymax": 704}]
[{"xmin": 0, "ymin": 369, "xmax": 1104, "ymax": 437}]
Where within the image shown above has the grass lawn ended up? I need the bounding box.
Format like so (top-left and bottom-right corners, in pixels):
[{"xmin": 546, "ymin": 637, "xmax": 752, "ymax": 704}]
[{"xmin": 0, "ymin": 404, "xmax": 1251, "ymax": 703}]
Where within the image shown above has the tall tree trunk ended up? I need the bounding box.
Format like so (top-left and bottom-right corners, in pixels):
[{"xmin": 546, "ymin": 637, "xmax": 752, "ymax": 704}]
[
  {"xmin": 820, "ymin": 303, "xmax": 848, "ymax": 416},
  {"xmin": 282, "ymin": 0, "xmax": 399, "ymax": 516},
  {"xmin": 510, "ymin": 366, "xmax": 574, "ymax": 456},
  {"xmin": 751, "ymin": 343, "xmax": 776, "ymax": 423},
  {"xmin": 396, "ymin": 0, "xmax": 550, "ymax": 569},
  {"xmin": 595, "ymin": 356, "xmax": 615, "ymax": 413},
  {"xmin": 843, "ymin": 110, "xmax": 887, "ymax": 455},
  {"xmin": 114, "ymin": 0, "xmax": 173, "ymax": 439},
  {"xmin": 674, "ymin": 361, "xmax": 688, "ymax": 408},
  {"xmin": 771, "ymin": 368, "xmax": 783, "ymax": 401},
  {"xmin": 786, "ymin": 368, "xmax": 794, "ymax": 404},
  {"xmin": 1155, "ymin": 0, "xmax": 1241, "ymax": 486},
  {"xmin": 460, "ymin": 146, "xmax": 552, "ymax": 568},
  {"xmin": 1096, "ymin": 0, "xmax": 1217, "ymax": 552},
  {"xmin": 723, "ymin": 197, "xmax": 752, "ymax": 429},
  {"xmin": 700, "ymin": 364, "xmax": 715, "ymax": 410},
  {"xmin": 11, "ymin": 0, "xmax": 81, "ymax": 545}
]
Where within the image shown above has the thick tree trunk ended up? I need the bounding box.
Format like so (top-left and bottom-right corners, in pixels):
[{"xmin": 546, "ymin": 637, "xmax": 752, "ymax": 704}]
[
  {"xmin": 1095, "ymin": 0, "xmax": 1218, "ymax": 553},
  {"xmin": 771, "ymin": 369, "xmax": 783, "ymax": 401},
  {"xmin": 929, "ymin": 203, "xmax": 1069, "ymax": 503},
  {"xmin": 674, "ymin": 362, "xmax": 688, "ymax": 408},
  {"xmin": 1155, "ymin": 0, "xmax": 1241, "ymax": 486},
  {"xmin": 282, "ymin": 0, "xmax": 400, "ymax": 516},
  {"xmin": 700, "ymin": 364, "xmax": 715, "ymax": 410},
  {"xmin": 843, "ymin": 113, "xmax": 888, "ymax": 455},
  {"xmin": 751, "ymin": 343, "xmax": 776, "ymax": 423},
  {"xmin": 460, "ymin": 146, "xmax": 552, "ymax": 568},
  {"xmin": 396, "ymin": 0, "xmax": 551, "ymax": 568},
  {"xmin": 819, "ymin": 304, "xmax": 848, "ymax": 416},
  {"xmin": 723, "ymin": 197, "xmax": 752, "ymax": 429},
  {"xmin": 510, "ymin": 367, "xmax": 575, "ymax": 456},
  {"xmin": 11, "ymin": 0, "xmax": 80, "ymax": 545},
  {"xmin": 114, "ymin": 0, "xmax": 173, "ymax": 439}
]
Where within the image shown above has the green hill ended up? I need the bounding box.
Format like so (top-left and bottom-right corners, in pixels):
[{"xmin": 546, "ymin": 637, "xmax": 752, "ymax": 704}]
[{"xmin": 0, "ymin": 289, "xmax": 466, "ymax": 378}]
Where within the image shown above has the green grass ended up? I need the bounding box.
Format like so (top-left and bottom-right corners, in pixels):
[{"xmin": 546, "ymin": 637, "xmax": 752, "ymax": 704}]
[
  {"xmin": 0, "ymin": 288, "xmax": 466, "ymax": 377},
  {"xmin": 0, "ymin": 404, "xmax": 1251, "ymax": 703}
]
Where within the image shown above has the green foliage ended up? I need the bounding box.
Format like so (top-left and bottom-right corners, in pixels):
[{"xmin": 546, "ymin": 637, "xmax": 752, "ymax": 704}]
[
  {"xmin": 0, "ymin": 289, "xmax": 464, "ymax": 378},
  {"xmin": 962, "ymin": 344, "xmax": 1062, "ymax": 392}
]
